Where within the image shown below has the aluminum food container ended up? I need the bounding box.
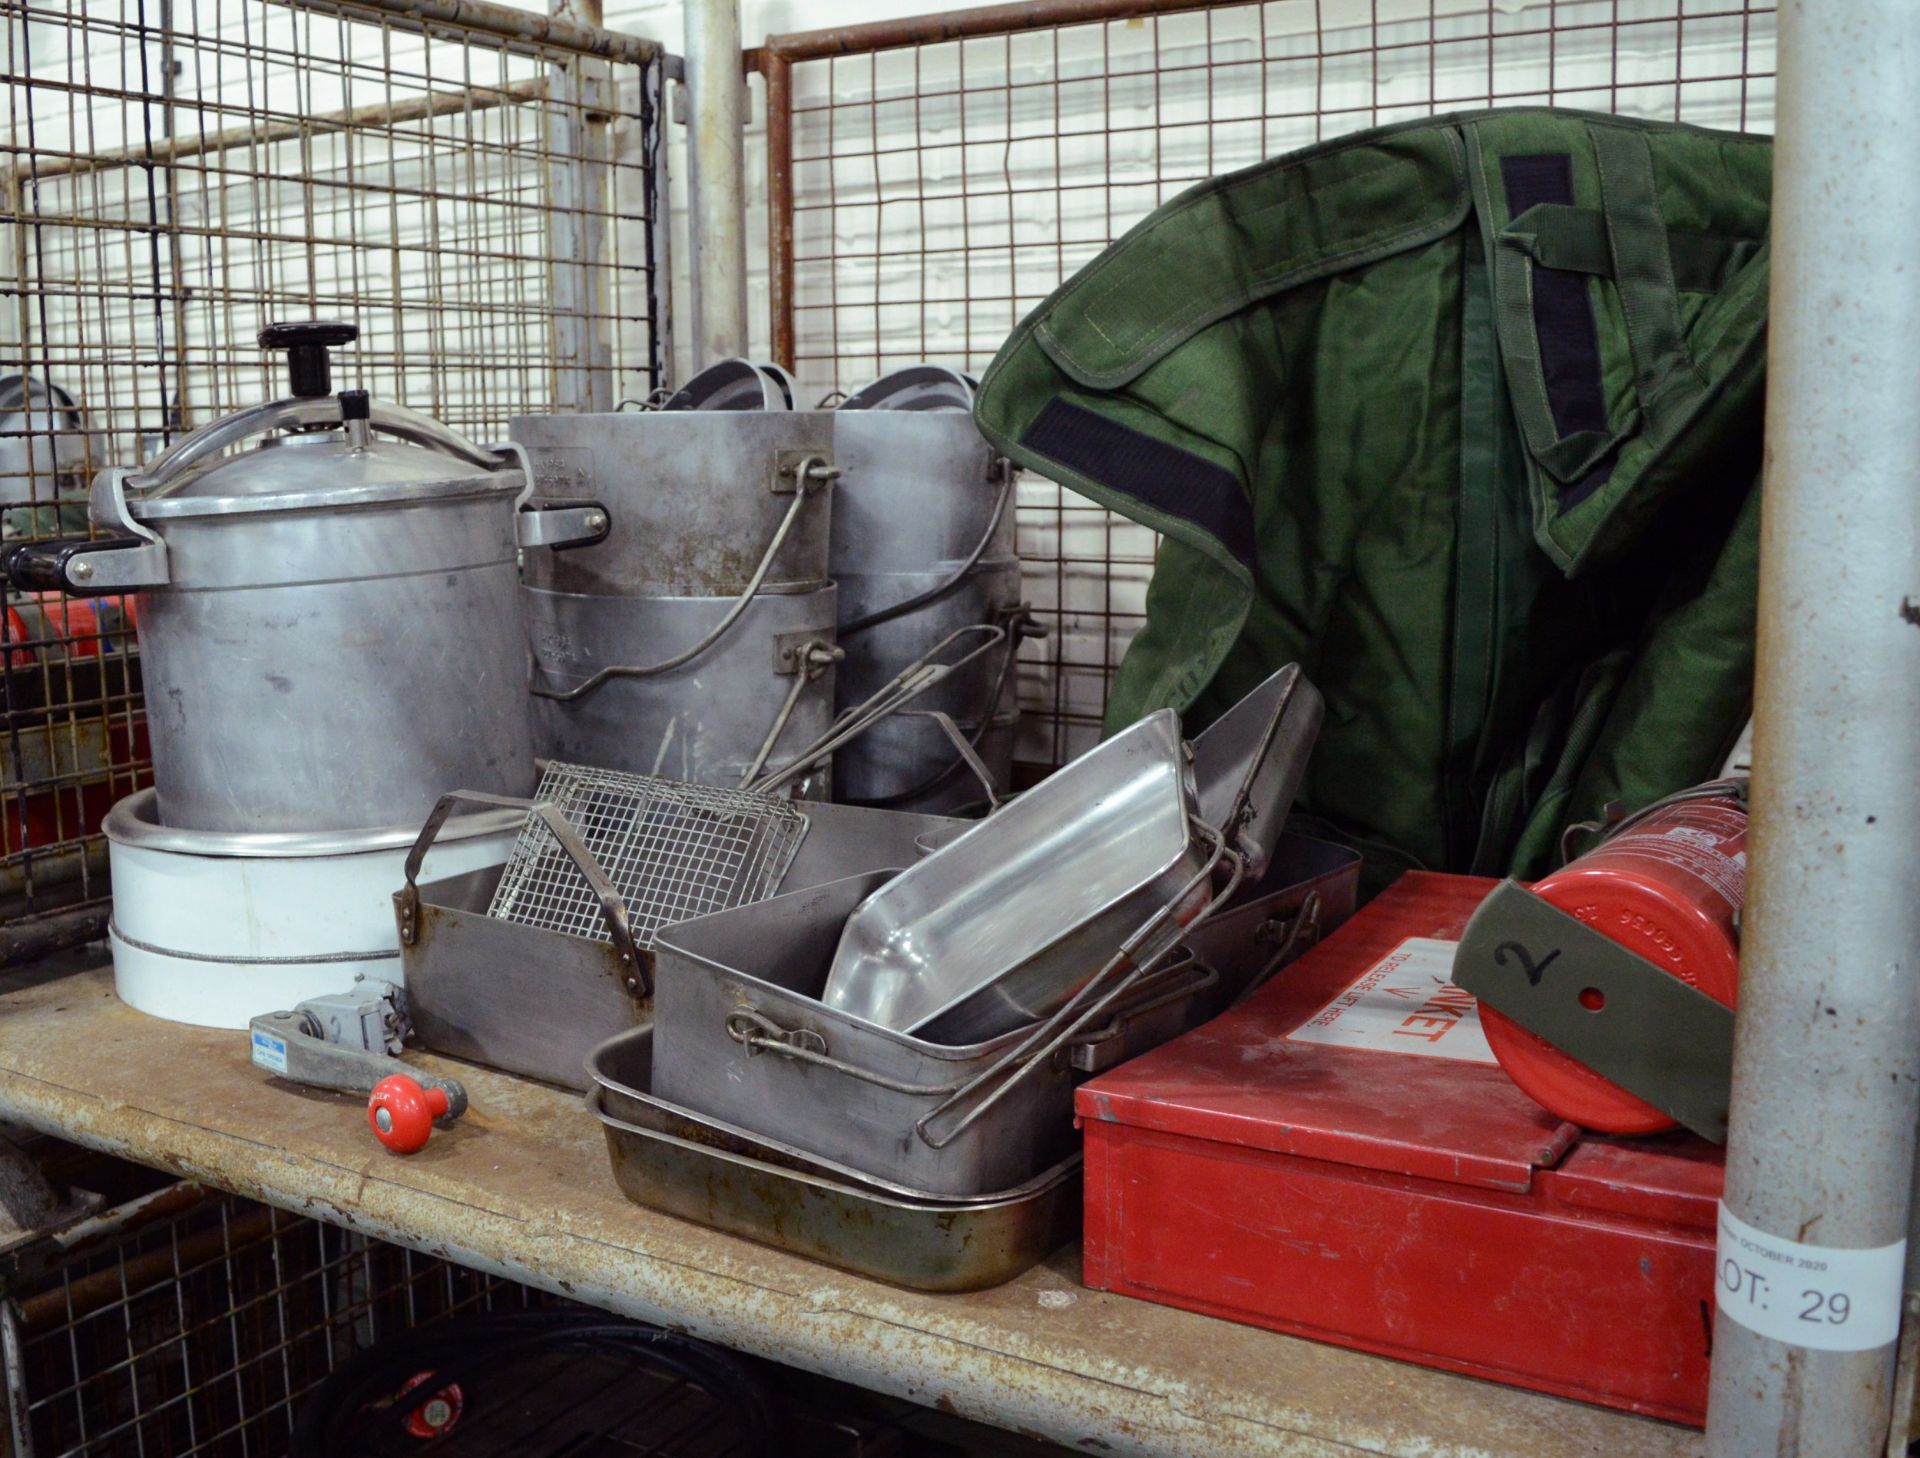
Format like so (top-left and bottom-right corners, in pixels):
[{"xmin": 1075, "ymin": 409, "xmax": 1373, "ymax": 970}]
[
  {"xmin": 396, "ymin": 798, "xmax": 964, "ymax": 1091},
  {"xmin": 651, "ymin": 870, "xmax": 1232, "ymax": 1197},
  {"xmin": 820, "ymin": 709, "xmax": 1207, "ymax": 1042},
  {"xmin": 1190, "ymin": 665, "xmax": 1325, "ymax": 881},
  {"xmin": 592, "ymin": 1024, "xmax": 1030, "ymax": 1204},
  {"xmin": 1178, "ymin": 832, "xmax": 1364, "ymax": 1016},
  {"xmin": 588, "ymin": 1085, "xmax": 1080, "ymax": 1293}
]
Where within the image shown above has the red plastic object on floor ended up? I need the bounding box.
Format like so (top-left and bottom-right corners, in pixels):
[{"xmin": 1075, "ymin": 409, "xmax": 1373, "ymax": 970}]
[{"xmin": 1077, "ymin": 872, "xmax": 1723, "ymax": 1426}]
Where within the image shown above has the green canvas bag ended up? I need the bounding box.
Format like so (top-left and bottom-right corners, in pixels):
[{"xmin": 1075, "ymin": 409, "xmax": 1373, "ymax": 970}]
[{"xmin": 974, "ymin": 108, "xmax": 1770, "ymax": 885}]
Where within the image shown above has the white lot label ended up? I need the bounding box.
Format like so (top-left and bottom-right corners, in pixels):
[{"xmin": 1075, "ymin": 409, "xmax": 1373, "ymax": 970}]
[
  {"xmin": 1716, "ymin": 1203, "xmax": 1906, "ymax": 1351},
  {"xmin": 1287, "ymin": 936, "xmax": 1497, "ymax": 1065}
]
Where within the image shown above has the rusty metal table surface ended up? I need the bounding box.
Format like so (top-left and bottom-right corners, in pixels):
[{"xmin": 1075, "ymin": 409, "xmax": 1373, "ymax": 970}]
[{"xmin": 0, "ymin": 966, "xmax": 1703, "ymax": 1458}]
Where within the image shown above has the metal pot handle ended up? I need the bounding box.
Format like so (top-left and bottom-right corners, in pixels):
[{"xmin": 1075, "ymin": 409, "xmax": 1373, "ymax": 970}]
[
  {"xmin": 397, "ymin": 789, "xmax": 649, "ymax": 995},
  {"xmin": 492, "ymin": 439, "xmax": 611, "ymax": 551},
  {"xmin": 530, "ymin": 454, "xmax": 838, "ymax": 703},
  {"xmin": 1, "ymin": 467, "xmax": 172, "ymax": 593}
]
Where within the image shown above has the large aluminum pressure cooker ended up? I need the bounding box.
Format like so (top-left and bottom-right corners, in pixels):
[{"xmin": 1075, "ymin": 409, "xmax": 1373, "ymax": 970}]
[{"xmin": 6, "ymin": 323, "xmax": 598, "ymax": 834}]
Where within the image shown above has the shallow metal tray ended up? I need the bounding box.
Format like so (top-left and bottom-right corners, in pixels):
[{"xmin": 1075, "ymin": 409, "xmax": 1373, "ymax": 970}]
[
  {"xmin": 821, "ymin": 709, "xmax": 1205, "ymax": 1042},
  {"xmin": 588, "ymin": 1086, "xmax": 1081, "ymax": 1293}
]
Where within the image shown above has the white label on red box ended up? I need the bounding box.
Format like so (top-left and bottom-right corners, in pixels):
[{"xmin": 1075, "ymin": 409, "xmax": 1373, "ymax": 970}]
[{"xmin": 1287, "ymin": 936, "xmax": 1498, "ymax": 1064}]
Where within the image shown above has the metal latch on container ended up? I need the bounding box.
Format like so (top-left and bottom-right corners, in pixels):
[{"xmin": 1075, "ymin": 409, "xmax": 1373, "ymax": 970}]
[
  {"xmin": 725, "ymin": 1008, "xmax": 827, "ymax": 1058},
  {"xmin": 772, "ymin": 631, "xmax": 839, "ymax": 676},
  {"xmin": 1452, "ymin": 880, "xmax": 1737, "ymax": 1142},
  {"xmin": 770, "ymin": 450, "xmax": 837, "ymax": 495}
]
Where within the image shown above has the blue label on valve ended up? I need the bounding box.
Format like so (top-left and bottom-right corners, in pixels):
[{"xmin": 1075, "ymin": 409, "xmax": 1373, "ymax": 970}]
[{"xmin": 251, "ymin": 1028, "xmax": 289, "ymax": 1075}]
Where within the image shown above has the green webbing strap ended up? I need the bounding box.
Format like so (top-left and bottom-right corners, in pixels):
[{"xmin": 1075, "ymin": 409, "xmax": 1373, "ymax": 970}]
[
  {"xmin": 1500, "ymin": 203, "xmax": 1758, "ymax": 294},
  {"xmin": 1469, "ymin": 127, "xmax": 1614, "ymax": 487},
  {"xmin": 1589, "ymin": 124, "xmax": 1706, "ymax": 436}
]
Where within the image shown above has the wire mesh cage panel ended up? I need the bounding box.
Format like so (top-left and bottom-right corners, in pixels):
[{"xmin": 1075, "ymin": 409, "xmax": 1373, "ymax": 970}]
[
  {"xmin": 761, "ymin": 0, "xmax": 1778, "ymax": 767},
  {"xmin": 0, "ymin": 0, "xmax": 666, "ymax": 920},
  {"xmin": 1, "ymin": 1185, "xmax": 547, "ymax": 1458}
]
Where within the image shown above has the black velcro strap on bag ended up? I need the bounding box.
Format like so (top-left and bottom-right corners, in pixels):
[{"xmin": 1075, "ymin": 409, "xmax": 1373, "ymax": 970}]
[
  {"xmin": 1501, "ymin": 153, "xmax": 1608, "ymax": 440},
  {"xmin": 1020, "ymin": 398, "xmax": 1257, "ymax": 571}
]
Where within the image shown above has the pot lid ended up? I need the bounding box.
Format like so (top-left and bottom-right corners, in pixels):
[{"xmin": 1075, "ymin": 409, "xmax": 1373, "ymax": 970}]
[
  {"xmin": 136, "ymin": 429, "xmax": 512, "ymax": 519},
  {"xmin": 120, "ymin": 323, "xmax": 517, "ymax": 521}
]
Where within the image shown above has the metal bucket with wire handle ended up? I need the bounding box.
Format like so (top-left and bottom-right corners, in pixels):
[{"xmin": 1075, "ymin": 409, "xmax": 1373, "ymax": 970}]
[
  {"xmin": 510, "ymin": 404, "xmax": 841, "ymax": 793},
  {"xmin": 829, "ymin": 369, "xmax": 1035, "ymax": 814}
]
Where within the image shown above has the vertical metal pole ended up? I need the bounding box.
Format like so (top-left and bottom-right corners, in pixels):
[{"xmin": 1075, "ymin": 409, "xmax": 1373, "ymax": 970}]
[
  {"xmin": 2, "ymin": 1298, "xmax": 37, "ymax": 1458},
  {"xmin": 1705, "ymin": 3, "xmax": 1920, "ymax": 1454},
  {"xmin": 684, "ymin": 0, "xmax": 748, "ymax": 365},
  {"xmin": 763, "ymin": 50, "xmax": 795, "ymax": 373},
  {"xmin": 642, "ymin": 53, "xmax": 674, "ymax": 395},
  {"xmin": 549, "ymin": 0, "xmax": 614, "ymax": 414}
]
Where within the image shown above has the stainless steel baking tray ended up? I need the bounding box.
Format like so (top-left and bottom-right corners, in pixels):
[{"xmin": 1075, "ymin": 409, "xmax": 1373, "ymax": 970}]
[{"xmin": 591, "ymin": 1023, "xmax": 1039, "ymax": 1204}]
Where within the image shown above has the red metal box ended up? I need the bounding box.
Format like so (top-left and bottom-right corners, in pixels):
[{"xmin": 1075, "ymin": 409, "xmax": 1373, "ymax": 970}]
[{"xmin": 1077, "ymin": 872, "xmax": 1722, "ymax": 1425}]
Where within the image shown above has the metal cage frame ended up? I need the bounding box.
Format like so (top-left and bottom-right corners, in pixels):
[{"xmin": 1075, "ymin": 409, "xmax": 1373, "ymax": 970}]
[
  {"xmin": 0, "ymin": 0, "xmax": 669, "ymax": 922},
  {"xmin": 753, "ymin": 0, "xmax": 1777, "ymax": 768}
]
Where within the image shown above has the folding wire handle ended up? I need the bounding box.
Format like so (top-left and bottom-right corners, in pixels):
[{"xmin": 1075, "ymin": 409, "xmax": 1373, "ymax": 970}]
[
  {"xmin": 849, "ymin": 605, "xmax": 1047, "ymax": 813},
  {"xmin": 530, "ymin": 454, "xmax": 838, "ymax": 702},
  {"xmin": 720, "ymin": 945, "xmax": 1224, "ymax": 1097},
  {"xmin": 744, "ymin": 622, "xmax": 1008, "ymax": 796},
  {"xmin": 397, "ymin": 789, "xmax": 650, "ymax": 995},
  {"xmin": 914, "ymin": 819, "xmax": 1246, "ymax": 1150}
]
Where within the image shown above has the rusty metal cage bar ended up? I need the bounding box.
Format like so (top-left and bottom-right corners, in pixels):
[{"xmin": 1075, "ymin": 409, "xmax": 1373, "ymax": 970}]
[
  {"xmin": 758, "ymin": 0, "xmax": 1777, "ymax": 769},
  {"xmin": 0, "ymin": 0, "xmax": 666, "ymax": 921}
]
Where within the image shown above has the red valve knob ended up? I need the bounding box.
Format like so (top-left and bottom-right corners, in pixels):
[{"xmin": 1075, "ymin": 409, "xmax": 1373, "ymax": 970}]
[
  {"xmin": 397, "ymin": 1370, "xmax": 465, "ymax": 1439},
  {"xmin": 368, "ymin": 1074, "xmax": 448, "ymax": 1154}
]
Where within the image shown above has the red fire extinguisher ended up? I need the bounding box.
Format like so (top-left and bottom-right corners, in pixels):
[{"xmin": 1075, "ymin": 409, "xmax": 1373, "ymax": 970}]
[{"xmin": 1477, "ymin": 780, "xmax": 1747, "ymax": 1135}]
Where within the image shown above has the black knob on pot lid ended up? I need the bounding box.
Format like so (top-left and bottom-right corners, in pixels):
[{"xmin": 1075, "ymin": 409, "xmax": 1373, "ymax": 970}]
[{"xmin": 258, "ymin": 321, "xmax": 358, "ymax": 399}]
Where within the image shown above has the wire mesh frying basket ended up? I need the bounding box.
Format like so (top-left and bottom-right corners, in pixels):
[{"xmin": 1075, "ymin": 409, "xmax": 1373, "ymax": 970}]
[{"xmin": 487, "ymin": 762, "xmax": 810, "ymax": 950}]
